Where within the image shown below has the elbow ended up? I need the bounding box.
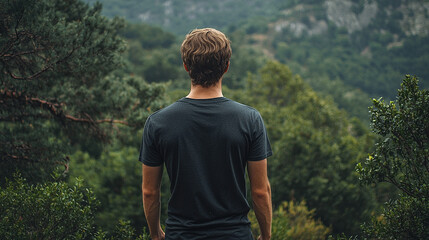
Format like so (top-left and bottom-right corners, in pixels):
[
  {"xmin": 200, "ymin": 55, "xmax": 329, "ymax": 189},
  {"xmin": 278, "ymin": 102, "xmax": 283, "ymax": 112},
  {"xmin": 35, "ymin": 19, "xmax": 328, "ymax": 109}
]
[
  {"xmin": 142, "ymin": 189, "xmax": 159, "ymax": 200},
  {"xmin": 251, "ymin": 183, "xmax": 271, "ymax": 200}
]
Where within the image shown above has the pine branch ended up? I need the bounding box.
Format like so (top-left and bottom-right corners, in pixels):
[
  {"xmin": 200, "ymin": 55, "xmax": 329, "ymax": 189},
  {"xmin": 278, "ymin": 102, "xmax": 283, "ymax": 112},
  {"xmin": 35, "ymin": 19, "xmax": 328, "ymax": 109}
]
[
  {"xmin": 64, "ymin": 114, "xmax": 129, "ymax": 125},
  {"xmin": 6, "ymin": 46, "xmax": 76, "ymax": 80},
  {"xmin": 1, "ymin": 89, "xmax": 130, "ymax": 126}
]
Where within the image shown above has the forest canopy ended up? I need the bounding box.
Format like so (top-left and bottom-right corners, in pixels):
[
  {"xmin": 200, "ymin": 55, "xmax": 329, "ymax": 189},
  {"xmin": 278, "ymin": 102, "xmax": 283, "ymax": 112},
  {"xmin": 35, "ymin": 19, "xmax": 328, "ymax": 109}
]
[{"xmin": 1, "ymin": 0, "xmax": 428, "ymax": 239}]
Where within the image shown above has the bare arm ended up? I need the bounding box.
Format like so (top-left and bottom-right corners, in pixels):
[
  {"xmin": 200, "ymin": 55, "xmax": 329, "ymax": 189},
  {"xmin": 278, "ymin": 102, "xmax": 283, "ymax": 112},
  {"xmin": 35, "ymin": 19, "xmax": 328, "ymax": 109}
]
[
  {"xmin": 142, "ymin": 164, "xmax": 165, "ymax": 240},
  {"xmin": 248, "ymin": 159, "xmax": 272, "ymax": 240}
]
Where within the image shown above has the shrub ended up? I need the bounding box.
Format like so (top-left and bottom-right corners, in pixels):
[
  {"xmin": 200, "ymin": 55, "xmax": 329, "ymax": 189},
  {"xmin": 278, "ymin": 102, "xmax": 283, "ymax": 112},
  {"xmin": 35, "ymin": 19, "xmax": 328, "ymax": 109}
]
[
  {"xmin": 361, "ymin": 195, "xmax": 429, "ymax": 239},
  {"xmin": 0, "ymin": 174, "xmax": 98, "ymax": 239},
  {"xmin": 249, "ymin": 200, "xmax": 331, "ymax": 239},
  {"xmin": 0, "ymin": 174, "xmax": 151, "ymax": 240}
]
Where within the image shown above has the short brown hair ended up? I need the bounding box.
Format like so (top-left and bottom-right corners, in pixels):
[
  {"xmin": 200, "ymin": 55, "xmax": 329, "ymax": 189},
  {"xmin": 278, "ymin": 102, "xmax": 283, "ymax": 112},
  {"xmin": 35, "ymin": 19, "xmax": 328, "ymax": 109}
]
[{"xmin": 181, "ymin": 28, "xmax": 232, "ymax": 87}]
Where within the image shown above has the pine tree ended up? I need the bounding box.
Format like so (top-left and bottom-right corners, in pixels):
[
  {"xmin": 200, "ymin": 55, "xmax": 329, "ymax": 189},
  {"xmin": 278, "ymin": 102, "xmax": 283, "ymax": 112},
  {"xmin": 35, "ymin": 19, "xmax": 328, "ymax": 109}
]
[{"xmin": 0, "ymin": 0, "xmax": 165, "ymax": 182}]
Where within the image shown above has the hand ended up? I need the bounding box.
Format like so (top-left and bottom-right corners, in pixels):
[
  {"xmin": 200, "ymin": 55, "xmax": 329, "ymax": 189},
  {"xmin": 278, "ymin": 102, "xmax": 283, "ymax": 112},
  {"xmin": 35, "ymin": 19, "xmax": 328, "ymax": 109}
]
[{"xmin": 257, "ymin": 235, "xmax": 270, "ymax": 240}]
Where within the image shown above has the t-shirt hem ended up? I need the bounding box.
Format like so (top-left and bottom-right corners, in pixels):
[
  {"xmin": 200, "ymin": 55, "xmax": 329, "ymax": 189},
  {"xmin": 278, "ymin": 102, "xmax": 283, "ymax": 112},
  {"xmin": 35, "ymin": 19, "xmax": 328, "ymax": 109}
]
[
  {"xmin": 141, "ymin": 159, "xmax": 163, "ymax": 167},
  {"xmin": 247, "ymin": 151, "xmax": 273, "ymax": 161}
]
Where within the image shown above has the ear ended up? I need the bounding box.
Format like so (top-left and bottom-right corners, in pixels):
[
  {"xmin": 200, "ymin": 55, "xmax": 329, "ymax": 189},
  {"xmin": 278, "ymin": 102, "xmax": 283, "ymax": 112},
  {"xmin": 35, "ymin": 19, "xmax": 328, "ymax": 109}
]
[
  {"xmin": 224, "ymin": 61, "xmax": 230, "ymax": 73},
  {"xmin": 183, "ymin": 63, "xmax": 189, "ymax": 72}
]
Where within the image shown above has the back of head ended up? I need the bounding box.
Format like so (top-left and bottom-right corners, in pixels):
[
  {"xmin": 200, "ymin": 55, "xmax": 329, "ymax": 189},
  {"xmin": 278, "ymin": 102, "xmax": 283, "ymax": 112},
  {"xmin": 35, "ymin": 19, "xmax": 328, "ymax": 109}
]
[{"xmin": 181, "ymin": 28, "xmax": 232, "ymax": 88}]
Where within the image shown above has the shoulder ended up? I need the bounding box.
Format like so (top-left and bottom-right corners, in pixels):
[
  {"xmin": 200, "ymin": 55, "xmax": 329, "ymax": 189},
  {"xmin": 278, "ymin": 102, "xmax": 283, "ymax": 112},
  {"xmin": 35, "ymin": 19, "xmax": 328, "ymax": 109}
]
[
  {"xmin": 225, "ymin": 98, "xmax": 262, "ymax": 118},
  {"xmin": 147, "ymin": 100, "xmax": 184, "ymax": 120}
]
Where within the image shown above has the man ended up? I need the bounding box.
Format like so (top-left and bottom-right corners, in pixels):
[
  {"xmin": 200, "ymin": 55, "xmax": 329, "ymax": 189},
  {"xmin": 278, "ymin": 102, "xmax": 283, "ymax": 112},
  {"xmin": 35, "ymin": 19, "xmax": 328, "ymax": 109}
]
[{"xmin": 140, "ymin": 28, "xmax": 272, "ymax": 240}]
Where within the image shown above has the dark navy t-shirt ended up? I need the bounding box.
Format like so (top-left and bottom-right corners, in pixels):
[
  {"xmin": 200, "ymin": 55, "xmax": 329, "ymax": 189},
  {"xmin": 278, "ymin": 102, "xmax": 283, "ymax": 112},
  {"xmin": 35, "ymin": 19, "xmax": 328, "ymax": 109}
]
[{"xmin": 139, "ymin": 97, "xmax": 272, "ymax": 239}]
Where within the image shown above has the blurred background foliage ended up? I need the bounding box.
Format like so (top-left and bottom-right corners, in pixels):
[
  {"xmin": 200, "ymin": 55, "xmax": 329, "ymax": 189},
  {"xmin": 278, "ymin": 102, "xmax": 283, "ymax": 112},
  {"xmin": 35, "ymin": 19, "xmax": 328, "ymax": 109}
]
[
  {"xmin": 249, "ymin": 201, "xmax": 331, "ymax": 240},
  {"xmin": 1, "ymin": 0, "xmax": 428, "ymax": 239},
  {"xmin": 84, "ymin": 0, "xmax": 429, "ymax": 122}
]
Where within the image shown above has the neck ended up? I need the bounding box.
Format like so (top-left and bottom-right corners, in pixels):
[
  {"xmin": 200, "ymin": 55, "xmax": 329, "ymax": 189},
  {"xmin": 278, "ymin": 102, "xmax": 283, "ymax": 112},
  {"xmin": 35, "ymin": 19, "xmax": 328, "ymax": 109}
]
[{"xmin": 186, "ymin": 79, "xmax": 223, "ymax": 99}]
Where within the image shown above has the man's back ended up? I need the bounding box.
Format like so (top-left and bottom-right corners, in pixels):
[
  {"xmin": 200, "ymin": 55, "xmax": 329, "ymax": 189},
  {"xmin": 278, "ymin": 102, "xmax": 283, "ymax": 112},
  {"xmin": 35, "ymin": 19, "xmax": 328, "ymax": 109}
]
[
  {"xmin": 140, "ymin": 28, "xmax": 272, "ymax": 240},
  {"xmin": 140, "ymin": 97, "xmax": 271, "ymax": 239}
]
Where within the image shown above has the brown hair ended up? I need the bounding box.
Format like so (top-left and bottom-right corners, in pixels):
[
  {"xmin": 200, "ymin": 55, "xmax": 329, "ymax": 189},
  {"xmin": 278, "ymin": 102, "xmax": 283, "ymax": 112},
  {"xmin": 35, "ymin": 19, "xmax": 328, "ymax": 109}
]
[{"xmin": 181, "ymin": 28, "xmax": 232, "ymax": 87}]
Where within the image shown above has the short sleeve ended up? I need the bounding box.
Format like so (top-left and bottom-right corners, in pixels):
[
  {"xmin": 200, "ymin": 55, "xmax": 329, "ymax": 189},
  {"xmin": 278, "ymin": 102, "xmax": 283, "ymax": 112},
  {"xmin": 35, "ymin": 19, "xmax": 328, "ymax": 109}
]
[
  {"xmin": 139, "ymin": 117, "xmax": 163, "ymax": 166},
  {"xmin": 247, "ymin": 111, "xmax": 272, "ymax": 161}
]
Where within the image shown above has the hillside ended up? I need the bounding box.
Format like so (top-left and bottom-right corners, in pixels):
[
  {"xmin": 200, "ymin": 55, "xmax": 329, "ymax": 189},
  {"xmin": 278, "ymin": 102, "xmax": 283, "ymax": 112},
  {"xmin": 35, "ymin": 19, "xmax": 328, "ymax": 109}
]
[
  {"xmin": 84, "ymin": 0, "xmax": 429, "ymax": 36},
  {"xmin": 84, "ymin": 0, "xmax": 281, "ymax": 34},
  {"xmin": 3, "ymin": 1, "xmax": 427, "ymax": 238},
  {"xmin": 84, "ymin": 0, "xmax": 429, "ymax": 120}
]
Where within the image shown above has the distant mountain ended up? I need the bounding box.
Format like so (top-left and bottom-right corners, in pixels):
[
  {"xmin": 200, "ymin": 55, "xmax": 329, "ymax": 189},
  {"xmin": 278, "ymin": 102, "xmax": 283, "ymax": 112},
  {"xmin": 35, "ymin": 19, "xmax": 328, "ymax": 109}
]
[
  {"xmin": 85, "ymin": 0, "xmax": 429, "ymax": 37},
  {"xmin": 84, "ymin": 0, "xmax": 283, "ymax": 34},
  {"xmin": 85, "ymin": 0, "xmax": 429, "ymax": 120}
]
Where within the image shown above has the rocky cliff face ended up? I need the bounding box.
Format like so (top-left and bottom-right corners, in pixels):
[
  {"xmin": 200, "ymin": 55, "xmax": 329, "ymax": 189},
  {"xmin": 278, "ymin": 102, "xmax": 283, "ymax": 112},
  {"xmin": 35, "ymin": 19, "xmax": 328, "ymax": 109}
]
[
  {"xmin": 87, "ymin": 0, "xmax": 429, "ymax": 37},
  {"xmin": 273, "ymin": 0, "xmax": 428, "ymax": 37},
  {"xmin": 325, "ymin": 0, "xmax": 377, "ymax": 33},
  {"xmin": 324, "ymin": 0, "xmax": 429, "ymax": 36},
  {"xmin": 399, "ymin": 1, "xmax": 429, "ymax": 36}
]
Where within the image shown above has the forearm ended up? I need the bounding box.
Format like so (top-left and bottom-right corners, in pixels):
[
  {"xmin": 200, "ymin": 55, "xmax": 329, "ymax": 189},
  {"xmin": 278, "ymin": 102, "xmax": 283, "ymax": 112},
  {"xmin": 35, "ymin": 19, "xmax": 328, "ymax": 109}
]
[
  {"xmin": 143, "ymin": 191, "xmax": 162, "ymax": 238},
  {"xmin": 252, "ymin": 185, "xmax": 272, "ymax": 239}
]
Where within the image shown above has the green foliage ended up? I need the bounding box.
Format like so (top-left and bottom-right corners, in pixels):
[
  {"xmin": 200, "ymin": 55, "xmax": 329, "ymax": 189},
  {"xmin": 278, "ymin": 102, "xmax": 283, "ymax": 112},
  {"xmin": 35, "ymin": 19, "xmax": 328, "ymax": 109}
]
[
  {"xmin": 5, "ymin": 1, "xmax": 425, "ymax": 237},
  {"xmin": 305, "ymin": 76, "xmax": 372, "ymax": 123},
  {"xmin": 0, "ymin": 174, "xmax": 152, "ymax": 239},
  {"xmin": 269, "ymin": 4, "xmax": 429, "ymax": 103},
  {"xmin": 229, "ymin": 61, "xmax": 377, "ymax": 235},
  {"xmin": 241, "ymin": 17, "xmax": 269, "ymax": 34},
  {"xmin": 249, "ymin": 201, "xmax": 331, "ymax": 240},
  {"xmin": 83, "ymin": 0, "xmax": 429, "ymax": 122},
  {"xmin": 362, "ymin": 195, "xmax": 429, "ymax": 239},
  {"xmin": 120, "ymin": 23, "xmax": 175, "ymax": 49},
  {"xmin": 0, "ymin": 1, "xmax": 167, "ymax": 236},
  {"xmin": 327, "ymin": 233, "xmax": 359, "ymax": 240},
  {"xmin": 84, "ymin": 0, "xmax": 282, "ymax": 35},
  {"xmin": 107, "ymin": 220, "xmax": 151, "ymax": 240},
  {"xmin": 357, "ymin": 75, "xmax": 429, "ymax": 239},
  {"xmin": 223, "ymin": 30, "xmax": 267, "ymax": 89},
  {"xmin": 0, "ymin": 174, "xmax": 98, "ymax": 239},
  {"xmin": 68, "ymin": 147, "xmax": 171, "ymax": 234},
  {"xmin": 273, "ymin": 32, "xmax": 406, "ymax": 97},
  {"xmin": 0, "ymin": 0, "xmax": 166, "ymax": 182},
  {"xmin": 68, "ymin": 148, "xmax": 143, "ymax": 233},
  {"xmin": 119, "ymin": 22, "xmax": 183, "ymax": 83},
  {"xmin": 357, "ymin": 75, "xmax": 429, "ymax": 197},
  {"xmin": 272, "ymin": 201, "xmax": 331, "ymax": 240}
]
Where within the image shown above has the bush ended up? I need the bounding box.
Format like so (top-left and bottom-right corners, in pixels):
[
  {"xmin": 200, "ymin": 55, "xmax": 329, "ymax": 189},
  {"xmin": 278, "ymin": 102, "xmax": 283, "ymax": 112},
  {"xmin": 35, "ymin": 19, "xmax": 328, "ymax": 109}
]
[
  {"xmin": 0, "ymin": 174, "xmax": 98, "ymax": 239},
  {"xmin": 0, "ymin": 174, "xmax": 151, "ymax": 240},
  {"xmin": 362, "ymin": 195, "xmax": 429, "ymax": 239},
  {"xmin": 249, "ymin": 201, "xmax": 331, "ymax": 240},
  {"xmin": 68, "ymin": 148, "xmax": 160, "ymax": 233}
]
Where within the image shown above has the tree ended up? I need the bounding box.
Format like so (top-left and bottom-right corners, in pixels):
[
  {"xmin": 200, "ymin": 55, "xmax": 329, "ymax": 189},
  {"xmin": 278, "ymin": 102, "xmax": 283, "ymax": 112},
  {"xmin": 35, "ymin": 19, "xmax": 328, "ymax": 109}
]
[
  {"xmin": 68, "ymin": 147, "xmax": 171, "ymax": 234},
  {"xmin": 227, "ymin": 61, "xmax": 377, "ymax": 235},
  {"xmin": 0, "ymin": 0, "xmax": 165, "ymax": 182},
  {"xmin": 357, "ymin": 75, "xmax": 429, "ymax": 239},
  {"xmin": 0, "ymin": 174, "xmax": 152, "ymax": 239}
]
